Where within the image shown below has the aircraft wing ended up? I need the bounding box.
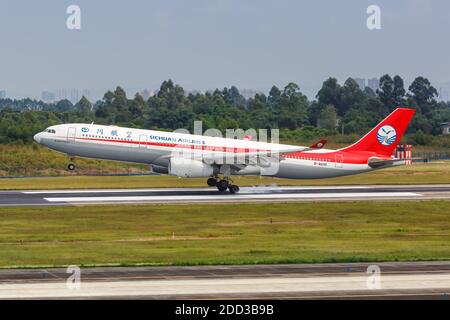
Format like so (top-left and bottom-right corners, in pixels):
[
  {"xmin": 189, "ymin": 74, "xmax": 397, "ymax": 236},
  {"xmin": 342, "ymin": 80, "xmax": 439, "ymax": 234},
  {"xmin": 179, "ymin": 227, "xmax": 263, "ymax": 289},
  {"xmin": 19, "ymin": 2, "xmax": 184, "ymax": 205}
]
[{"xmin": 200, "ymin": 146, "xmax": 311, "ymax": 165}]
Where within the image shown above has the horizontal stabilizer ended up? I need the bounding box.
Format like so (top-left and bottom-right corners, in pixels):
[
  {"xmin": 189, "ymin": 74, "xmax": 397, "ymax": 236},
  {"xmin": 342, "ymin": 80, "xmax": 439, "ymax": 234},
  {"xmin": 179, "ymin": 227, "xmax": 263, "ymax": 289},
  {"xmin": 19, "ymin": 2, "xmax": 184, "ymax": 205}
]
[
  {"xmin": 368, "ymin": 157, "xmax": 419, "ymax": 169},
  {"xmin": 309, "ymin": 139, "xmax": 327, "ymax": 149}
]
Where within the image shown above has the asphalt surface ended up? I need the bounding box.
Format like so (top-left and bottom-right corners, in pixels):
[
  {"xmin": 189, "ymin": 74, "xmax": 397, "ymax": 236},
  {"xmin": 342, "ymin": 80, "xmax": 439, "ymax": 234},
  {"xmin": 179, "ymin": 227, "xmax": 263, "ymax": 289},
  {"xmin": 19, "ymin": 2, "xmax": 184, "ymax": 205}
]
[
  {"xmin": 1, "ymin": 184, "xmax": 450, "ymax": 206},
  {"xmin": 1, "ymin": 262, "xmax": 450, "ymax": 299}
]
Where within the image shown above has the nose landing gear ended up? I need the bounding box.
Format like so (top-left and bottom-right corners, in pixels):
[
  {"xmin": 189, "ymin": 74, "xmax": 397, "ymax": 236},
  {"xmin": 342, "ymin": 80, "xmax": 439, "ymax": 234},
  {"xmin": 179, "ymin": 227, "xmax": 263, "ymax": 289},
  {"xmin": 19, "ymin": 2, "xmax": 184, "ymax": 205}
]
[{"xmin": 67, "ymin": 156, "xmax": 76, "ymax": 171}]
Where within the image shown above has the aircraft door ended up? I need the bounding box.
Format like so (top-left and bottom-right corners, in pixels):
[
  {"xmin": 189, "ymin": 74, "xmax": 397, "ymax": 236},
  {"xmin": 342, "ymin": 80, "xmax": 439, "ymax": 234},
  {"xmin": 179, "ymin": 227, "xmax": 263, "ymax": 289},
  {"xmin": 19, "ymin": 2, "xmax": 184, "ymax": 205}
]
[
  {"xmin": 67, "ymin": 127, "xmax": 76, "ymax": 143},
  {"xmin": 335, "ymin": 154, "xmax": 343, "ymax": 168}
]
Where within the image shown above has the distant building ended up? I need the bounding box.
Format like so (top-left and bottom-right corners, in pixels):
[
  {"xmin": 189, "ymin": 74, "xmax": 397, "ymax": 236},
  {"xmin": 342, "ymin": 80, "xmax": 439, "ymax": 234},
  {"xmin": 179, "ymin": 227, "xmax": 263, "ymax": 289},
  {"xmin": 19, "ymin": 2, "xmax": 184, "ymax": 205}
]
[
  {"xmin": 441, "ymin": 122, "xmax": 450, "ymax": 135},
  {"xmin": 367, "ymin": 77, "xmax": 380, "ymax": 92},
  {"xmin": 0, "ymin": 90, "xmax": 6, "ymax": 99},
  {"xmin": 41, "ymin": 91, "xmax": 56, "ymax": 102},
  {"xmin": 353, "ymin": 78, "xmax": 366, "ymax": 90},
  {"xmin": 57, "ymin": 89, "xmax": 68, "ymax": 101},
  {"xmin": 55, "ymin": 88, "xmax": 91, "ymax": 103}
]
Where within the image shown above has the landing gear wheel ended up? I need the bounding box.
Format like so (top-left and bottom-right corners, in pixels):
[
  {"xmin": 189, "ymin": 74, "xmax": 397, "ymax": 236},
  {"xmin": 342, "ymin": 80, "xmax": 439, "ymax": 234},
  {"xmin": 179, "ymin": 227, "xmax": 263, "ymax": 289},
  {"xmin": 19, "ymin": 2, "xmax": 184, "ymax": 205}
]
[
  {"xmin": 207, "ymin": 177, "xmax": 218, "ymax": 187},
  {"xmin": 217, "ymin": 179, "xmax": 229, "ymax": 189},
  {"xmin": 229, "ymin": 185, "xmax": 240, "ymax": 194},
  {"xmin": 217, "ymin": 179, "xmax": 229, "ymax": 192},
  {"xmin": 67, "ymin": 163, "xmax": 76, "ymax": 171},
  {"xmin": 217, "ymin": 185, "xmax": 228, "ymax": 192}
]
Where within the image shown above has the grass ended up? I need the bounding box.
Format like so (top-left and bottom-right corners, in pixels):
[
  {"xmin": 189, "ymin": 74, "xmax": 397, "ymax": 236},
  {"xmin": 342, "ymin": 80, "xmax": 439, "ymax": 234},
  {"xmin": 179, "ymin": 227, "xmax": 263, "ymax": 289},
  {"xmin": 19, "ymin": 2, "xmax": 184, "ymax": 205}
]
[
  {"xmin": 0, "ymin": 161, "xmax": 449, "ymax": 190},
  {"xmin": 0, "ymin": 201, "xmax": 449, "ymax": 268},
  {"xmin": 0, "ymin": 144, "xmax": 147, "ymax": 177}
]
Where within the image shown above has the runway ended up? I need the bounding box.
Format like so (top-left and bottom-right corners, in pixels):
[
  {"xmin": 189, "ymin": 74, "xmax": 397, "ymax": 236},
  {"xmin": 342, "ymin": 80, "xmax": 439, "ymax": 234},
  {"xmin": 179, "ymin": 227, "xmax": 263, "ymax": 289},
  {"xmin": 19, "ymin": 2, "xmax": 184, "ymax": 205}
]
[
  {"xmin": 0, "ymin": 184, "xmax": 449, "ymax": 206},
  {"xmin": 1, "ymin": 261, "xmax": 450, "ymax": 299}
]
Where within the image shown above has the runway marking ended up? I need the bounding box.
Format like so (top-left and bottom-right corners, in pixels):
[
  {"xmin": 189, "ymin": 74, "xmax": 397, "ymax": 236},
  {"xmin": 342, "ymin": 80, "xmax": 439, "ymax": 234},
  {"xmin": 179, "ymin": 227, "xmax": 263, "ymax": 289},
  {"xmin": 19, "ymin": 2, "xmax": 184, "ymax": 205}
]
[
  {"xmin": 209, "ymin": 292, "xmax": 450, "ymax": 300},
  {"xmin": 5, "ymin": 270, "xmax": 450, "ymax": 285},
  {"xmin": 23, "ymin": 186, "xmax": 370, "ymax": 194},
  {"xmin": 0, "ymin": 273, "xmax": 449, "ymax": 299},
  {"xmin": 22, "ymin": 188, "xmax": 207, "ymax": 194},
  {"xmin": 44, "ymin": 192, "xmax": 422, "ymax": 203}
]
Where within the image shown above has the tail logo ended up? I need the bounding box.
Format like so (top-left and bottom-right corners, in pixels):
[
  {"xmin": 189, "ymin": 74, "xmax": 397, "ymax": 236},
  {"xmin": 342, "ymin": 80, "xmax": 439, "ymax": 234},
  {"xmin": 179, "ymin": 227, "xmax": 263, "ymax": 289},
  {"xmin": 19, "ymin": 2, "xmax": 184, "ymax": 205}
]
[{"xmin": 377, "ymin": 125, "xmax": 397, "ymax": 146}]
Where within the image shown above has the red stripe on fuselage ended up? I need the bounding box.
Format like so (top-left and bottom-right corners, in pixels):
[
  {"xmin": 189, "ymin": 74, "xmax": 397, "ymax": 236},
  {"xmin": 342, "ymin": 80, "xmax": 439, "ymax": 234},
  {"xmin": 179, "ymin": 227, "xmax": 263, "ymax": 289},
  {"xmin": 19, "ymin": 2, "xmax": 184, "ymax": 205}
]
[{"xmin": 77, "ymin": 137, "xmax": 266, "ymax": 154}]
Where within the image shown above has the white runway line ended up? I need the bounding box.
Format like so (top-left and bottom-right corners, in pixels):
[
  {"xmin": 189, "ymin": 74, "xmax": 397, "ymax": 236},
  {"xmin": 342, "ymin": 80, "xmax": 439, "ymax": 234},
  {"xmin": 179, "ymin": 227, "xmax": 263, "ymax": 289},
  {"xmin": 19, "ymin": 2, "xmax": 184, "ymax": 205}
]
[
  {"xmin": 23, "ymin": 186, "xmax": 370, "ymax": 194},
  {"xmin": 44, "ymin": 192, "xmax": 422, "ymax": 203},
  {"xmin": 0, "ymin": 273, "xmax": 449, "ymax": 299},
  {"xmin": 22, "ymin": 188, "xmax": 208, "ymax": 194}
]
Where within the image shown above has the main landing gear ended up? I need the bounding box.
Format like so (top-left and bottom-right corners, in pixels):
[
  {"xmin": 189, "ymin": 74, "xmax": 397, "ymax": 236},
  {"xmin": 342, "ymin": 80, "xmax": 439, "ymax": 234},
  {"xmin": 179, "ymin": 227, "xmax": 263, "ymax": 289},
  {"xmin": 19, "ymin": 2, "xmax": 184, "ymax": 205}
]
[{"xmin": 207, "ymin": 177, "xmax": 240, "ymax": 194}]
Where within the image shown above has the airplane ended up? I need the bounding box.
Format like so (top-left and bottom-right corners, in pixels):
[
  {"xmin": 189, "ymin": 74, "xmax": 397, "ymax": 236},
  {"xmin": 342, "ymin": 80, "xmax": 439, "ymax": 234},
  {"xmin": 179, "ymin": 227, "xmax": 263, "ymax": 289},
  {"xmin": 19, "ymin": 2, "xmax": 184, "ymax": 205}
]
[{"xmin": 33, "ymin": 108, "xmax": 415, "ymax": 193}]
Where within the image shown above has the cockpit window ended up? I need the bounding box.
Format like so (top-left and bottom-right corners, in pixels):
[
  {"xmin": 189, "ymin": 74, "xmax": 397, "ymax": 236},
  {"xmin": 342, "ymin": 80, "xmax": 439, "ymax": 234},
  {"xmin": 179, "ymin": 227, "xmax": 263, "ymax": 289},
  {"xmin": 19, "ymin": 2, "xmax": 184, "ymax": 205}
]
[{"xmin": 45, "ymin": 129, "xmax": 56, "ymax": 134}]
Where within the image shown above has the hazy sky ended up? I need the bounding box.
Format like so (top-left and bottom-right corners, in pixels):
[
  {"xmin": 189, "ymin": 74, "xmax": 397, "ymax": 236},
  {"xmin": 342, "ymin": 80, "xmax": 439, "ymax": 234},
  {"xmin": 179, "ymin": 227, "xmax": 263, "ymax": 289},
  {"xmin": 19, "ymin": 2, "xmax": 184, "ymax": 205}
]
[{"xmin": 1, "ymin": 0, "xmax": 450, "ymax": 99}]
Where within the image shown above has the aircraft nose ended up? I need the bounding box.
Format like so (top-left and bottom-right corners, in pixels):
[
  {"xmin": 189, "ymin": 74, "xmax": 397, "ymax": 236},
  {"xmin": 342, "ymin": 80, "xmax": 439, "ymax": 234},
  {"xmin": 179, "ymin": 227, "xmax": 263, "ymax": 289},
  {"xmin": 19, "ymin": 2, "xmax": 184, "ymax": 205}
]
[{"xmin": 33, "ymin": 132, "xmax": 42, "ymax": 143}]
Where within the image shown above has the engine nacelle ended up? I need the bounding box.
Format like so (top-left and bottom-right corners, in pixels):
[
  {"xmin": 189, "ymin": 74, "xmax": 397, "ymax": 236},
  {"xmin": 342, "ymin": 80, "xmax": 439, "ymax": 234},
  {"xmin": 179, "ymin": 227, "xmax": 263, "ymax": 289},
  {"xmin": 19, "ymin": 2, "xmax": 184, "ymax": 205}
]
[
  {"xmin": 151, "ymin": 165, "xmax": 169, "ymax": 174},
  {"xmin": 169, "ymin": 157, "xmax": 214, "ymax": 178}
]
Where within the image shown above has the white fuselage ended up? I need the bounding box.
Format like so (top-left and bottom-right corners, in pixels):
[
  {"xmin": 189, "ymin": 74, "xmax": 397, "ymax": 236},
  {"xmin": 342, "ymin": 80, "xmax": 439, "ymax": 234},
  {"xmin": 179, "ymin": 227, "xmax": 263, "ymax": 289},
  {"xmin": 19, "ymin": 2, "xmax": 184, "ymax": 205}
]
[{"xmin": 34, "ymin": 123, "xmax": 374, "ymax": 179}]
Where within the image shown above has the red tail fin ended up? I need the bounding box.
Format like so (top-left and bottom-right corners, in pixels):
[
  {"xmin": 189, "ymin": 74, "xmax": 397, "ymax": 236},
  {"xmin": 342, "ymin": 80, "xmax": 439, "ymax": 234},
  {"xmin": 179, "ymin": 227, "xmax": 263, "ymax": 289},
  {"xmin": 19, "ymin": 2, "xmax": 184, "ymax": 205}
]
[{"xmin": 342, "ymin": 108, "xmax": 416, "ymax": 157}]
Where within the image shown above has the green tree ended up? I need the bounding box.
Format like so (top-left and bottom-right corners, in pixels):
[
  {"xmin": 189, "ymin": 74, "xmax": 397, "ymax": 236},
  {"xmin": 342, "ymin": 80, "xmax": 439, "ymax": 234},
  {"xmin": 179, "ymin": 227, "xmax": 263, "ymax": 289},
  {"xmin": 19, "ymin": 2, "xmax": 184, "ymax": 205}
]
[
  {"xmin": 55, "ymin": 99, "xmax": 73, "ymax": 112},
  {"xmin": 223, "ymin": 86, "xmax": 246, "ymax": 108},
  {"xmin": 392, "ymin": 75, "xmax": 406, "ymax": 108},
  {"xmin": 377, "ymin": 74, "xmax": 394, "ymax": 109},
  {"xmin": 316, "ymin": 77, "xmax": 342, "ymax": 115},
  {"xmin": 317, "ymin": 105, "xmax": 337, "ymax": 131},
  {"xmin": 76, "ymin": 96, "xmax": 92, "ymax": 113},
  {"xmin": 247, "ymin": 93, "xmax": 272, "ymax": 129},
  {"xmin": 277, "ymin": 82, "xmax": 308, "ymax": 129},
  {"xmin": 341, "ymin": 78, "xmax": 367, "ymax": 112},
  {"xmin": 268, "ymin": 86, "xmax": 281, "ymax": 107},
  {"xmin": 408, "ymin": 76, "xmax": 438, "ymax": 114},
  {"xmin": 363, "ymin": 86, "xmax": 376, "ymax": 98},
  {"xmin": 129, "ymin": 93, "xmax": 145, "ymax": 120}
]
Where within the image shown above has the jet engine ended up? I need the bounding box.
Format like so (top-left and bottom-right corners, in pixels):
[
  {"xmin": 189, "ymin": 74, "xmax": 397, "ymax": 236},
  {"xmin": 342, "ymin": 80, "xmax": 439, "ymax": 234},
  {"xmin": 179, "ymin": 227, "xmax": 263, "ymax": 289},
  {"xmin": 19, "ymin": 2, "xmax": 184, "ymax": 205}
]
[
  {"xmin": 151, "ymin": 165, "xmax": 169, "ymax": 174},
  {"xmin": 169, "ymin": 157, "xmax": 214, "ymax": 178}
]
